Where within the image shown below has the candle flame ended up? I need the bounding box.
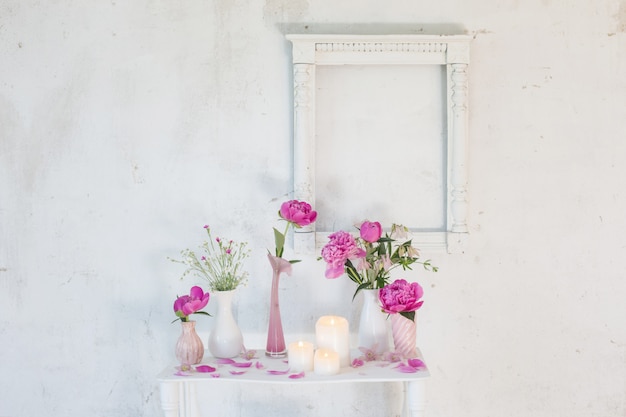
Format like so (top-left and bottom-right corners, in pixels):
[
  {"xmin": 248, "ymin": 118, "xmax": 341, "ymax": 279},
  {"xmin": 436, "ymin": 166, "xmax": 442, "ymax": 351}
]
[{"xmin": 298, "ymin": 341, "xmax": 303, "ymax": 347}]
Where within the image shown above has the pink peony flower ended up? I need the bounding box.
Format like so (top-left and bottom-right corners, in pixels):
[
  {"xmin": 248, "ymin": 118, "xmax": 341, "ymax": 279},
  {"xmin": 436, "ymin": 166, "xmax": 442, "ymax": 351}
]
[
  {"xmin": 173, "ymin": 286, "xmax": 210, "ymax": 320},
  {"xmin": 279, "ymin": 200, "xmax": 318, "ymax": 227},
  {"xmin": 378, "ymin": 279, "xmax": 424, "ymax": 315},
  {"xmin": 321, "ymin": 231, "xmax": 365, "ymax": 279},
  {"xmin": 359, "ymin": 221, "xmax": 382, "ymax": 243}
]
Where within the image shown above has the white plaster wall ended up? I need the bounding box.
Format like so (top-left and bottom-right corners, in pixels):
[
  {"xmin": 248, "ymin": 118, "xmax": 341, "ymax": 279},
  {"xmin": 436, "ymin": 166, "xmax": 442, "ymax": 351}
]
[{"xmin": 1, "ymin": 0, "xmax": 625, "ymax": 416}]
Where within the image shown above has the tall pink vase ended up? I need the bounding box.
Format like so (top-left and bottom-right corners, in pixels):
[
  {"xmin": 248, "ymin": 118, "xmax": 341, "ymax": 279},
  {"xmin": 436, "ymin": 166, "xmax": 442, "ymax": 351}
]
[
  {"xmin": 265, "ymin": 254, "xmax": 292, "ymax": 358},
  {"xmin": 175, "ymin": 321, "xmax": 204, "ymax": 366}
]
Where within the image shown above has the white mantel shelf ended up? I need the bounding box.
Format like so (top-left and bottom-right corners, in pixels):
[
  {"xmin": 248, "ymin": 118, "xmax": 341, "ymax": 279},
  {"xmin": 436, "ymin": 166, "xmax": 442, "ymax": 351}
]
[{"xmin": 158, "ymin": 348, "xmax": 429, "ymax": 417}]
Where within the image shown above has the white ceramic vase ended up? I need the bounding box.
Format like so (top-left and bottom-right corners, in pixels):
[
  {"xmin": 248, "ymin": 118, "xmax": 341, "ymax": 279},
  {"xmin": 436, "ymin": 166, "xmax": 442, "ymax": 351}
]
[
  {"xmin": 208, "ymin": 290, "xmax": 244, "ymax": 358},
  {"xmin": 357, "ymin": 288, "xmax": 390, "ymax": 353}
]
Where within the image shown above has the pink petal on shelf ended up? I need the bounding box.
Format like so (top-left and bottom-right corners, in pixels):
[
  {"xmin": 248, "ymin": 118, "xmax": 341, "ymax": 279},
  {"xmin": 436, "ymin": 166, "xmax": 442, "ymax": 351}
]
[
  {"xmin": 267, "ymin": 369, "xmax": 290, "ymax": 375},
  {"xmin": 174, "ymin": 371, "xmax": 191, "ymax": 377},
  {"xmin": 195, "ymin": 365, "xmax": 216, "ymax": 373},
  {"xmin": 216, "ymin": 358, "xmax": 236, "ymax": 364},
  {"xmin": 241, "ymin": 349, "xmax": 257, "ymax": 360},
  {"xmin": 351, "ymin": 358, "xmax": 365, "ymax": 368},
  {"xmin": 229, "ymin": 370, "xmax": 247, "ymax": 375},
  {"xmin": 255, "ymin": 361, "xmax": 265, "ymax": 369},
  {"xmin": 231, "ymin": 362, "xmax": 253, "ymax": 368},
  {"xmin": 288, "ymin": 372, "xmax": 305, "ymax": 379},
  {"xmin": 396, "ymin": 364, "xmax": 419, "ymax": 373},
  {"xmin": 210, "ymin": 373, "xmax": 221, "ymax": 378},
  {"xmin": 407, "ymin": 358, "xmax": 425, "ymax": 369}
]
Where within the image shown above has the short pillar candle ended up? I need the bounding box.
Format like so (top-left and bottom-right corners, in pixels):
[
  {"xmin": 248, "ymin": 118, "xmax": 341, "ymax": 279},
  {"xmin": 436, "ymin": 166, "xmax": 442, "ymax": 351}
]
[
  {"xmin": 313, "ymin": 348, "xmax": 340, "ymax": 376},
  {"xmin": 315, "ymin": 315, "xmax": 350, "ymax": 367},
  {"xmin": 288, "ymin": 341, "xmax": 314, "ymax": 372}
]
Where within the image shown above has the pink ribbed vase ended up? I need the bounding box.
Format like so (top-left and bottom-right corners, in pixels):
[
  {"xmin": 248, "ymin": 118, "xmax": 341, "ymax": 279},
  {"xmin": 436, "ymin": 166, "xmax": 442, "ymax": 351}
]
[
  {"xmin": 391, "ymin": 314, "xmax": 418, "ymax": 359},
  {"xmin": 175, "ymin": 321, "xmax": 204, "ymax": 366}
]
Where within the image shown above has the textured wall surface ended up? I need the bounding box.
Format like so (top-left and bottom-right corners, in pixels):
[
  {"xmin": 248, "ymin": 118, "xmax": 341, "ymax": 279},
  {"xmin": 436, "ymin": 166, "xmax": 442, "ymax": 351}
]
[{"xmin": 1, "ymin": 0, "xmax": 625, "ymax": 416}]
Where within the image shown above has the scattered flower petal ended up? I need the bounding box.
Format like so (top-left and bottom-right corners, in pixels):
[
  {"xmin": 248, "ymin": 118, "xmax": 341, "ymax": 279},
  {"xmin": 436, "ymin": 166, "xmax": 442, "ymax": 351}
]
[
  {"xmin": 216, "ymin": 358, "xmax": 236, "ymax": 364},
  {"xmin": 174, "ymin": 371, "xmax": 191, "ymax": 377},
  {"xmin": 229, "ymin": 370, "xmax": 247, "ymax": 375},
  {"xmin": 396, "ymin": 364, "xmax": 419, "ymax": 373},
  {"xmin": 195, "ymin": 365, "xmax": 216, "ymax": 373},
  {"xmin": 210, "ymin": 373, "xmax": 221, "ymax": 378},
  {"xmin": 381, "ymin": 351, "xmax": 403, "ymax": 363},
  {"xmin": 267, "ymin": 369, "xmax": 290, "ymax": 375},
  {"xmin": 351, "ymin": 358, "xmax": 365, "ymax": 368},
  {"xmin": 231, "ymin": 362, "xmax": 253, "ymax": 368},
  {"xmin": 288, "ymin": 372, "xmax": 305, "ymax": 379},
  {"xmin": 241, "ymin": 349, "xmax": 257, "ymax": 360},
  {"xmin": 407, "ymin": 358, "xmax": 426, "ymax": 369},
  {"xmin": 358, "ymin": 346, "xmax": 381, "ymax": 361},
  {"xmin": 255, "ymin": 361, "xmax": 265, "ymax": 370}
]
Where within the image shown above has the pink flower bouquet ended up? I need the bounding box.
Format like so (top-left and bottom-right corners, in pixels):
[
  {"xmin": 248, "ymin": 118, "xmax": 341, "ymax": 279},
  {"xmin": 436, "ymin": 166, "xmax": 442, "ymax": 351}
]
[{"xmin": 320, "ymin": 221, "xmax": 436, "ymax": 299}]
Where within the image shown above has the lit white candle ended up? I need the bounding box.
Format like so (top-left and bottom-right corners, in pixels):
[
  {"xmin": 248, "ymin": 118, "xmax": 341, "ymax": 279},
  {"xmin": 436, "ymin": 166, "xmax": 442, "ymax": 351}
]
[
  {"xmin": 313, "ymin": 348, "xmax": 340, "ymax": 376},
  {"xmin": 288, "ymin": 341, "xmax": 314, "ymax": 372},
  {"xmin": 315, "ymin": 315, "xmax": 350, "ymax": 367}
]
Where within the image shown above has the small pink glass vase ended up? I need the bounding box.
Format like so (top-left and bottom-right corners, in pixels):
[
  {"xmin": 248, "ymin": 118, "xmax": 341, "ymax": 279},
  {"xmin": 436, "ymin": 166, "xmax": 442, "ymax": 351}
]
[
  {"xmin": 175, "ymin": 321, "xmax": 204, "ymax": 366},
  {"xmin": 391, "ymin": 314, "xmax": 418, "ymax": 359},
  {"xmin": 265, "ymin": 254, "xmax": 292, "ymax": 358}
]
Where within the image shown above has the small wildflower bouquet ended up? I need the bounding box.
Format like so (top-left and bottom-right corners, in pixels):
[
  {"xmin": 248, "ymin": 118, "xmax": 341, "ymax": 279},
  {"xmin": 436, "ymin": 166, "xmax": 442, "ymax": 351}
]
[
  {"xmin": 320, "ymin": 221, "xmax": 437, "ymax": 298},
  {"xmin": 171, "ymin": 225, "xmax": 250, "ymax": 292},
  {"xmin": 172, "ymin": 286, "xmax": 211, "ymax": 323}
]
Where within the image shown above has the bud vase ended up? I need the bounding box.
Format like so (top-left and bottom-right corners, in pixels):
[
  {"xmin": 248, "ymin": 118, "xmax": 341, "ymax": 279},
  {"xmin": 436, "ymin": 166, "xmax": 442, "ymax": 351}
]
[
  {"xmin": 208, "ymin": 290, "xmax": 244, "ymax": 358},
  {"xmin": 175, "ymin": 321, "xmax": 204, "ymax": 366},
  {"xmin": 358, "ymin": 288, "xmax": 390, "ymax": 354},
  {"xmin": 391, "ymin": 314, "xmax": 418, "ymax": 358},
  {"xmin": 265, "ymin": 254, "xmax": 292, "ymax": 358}
]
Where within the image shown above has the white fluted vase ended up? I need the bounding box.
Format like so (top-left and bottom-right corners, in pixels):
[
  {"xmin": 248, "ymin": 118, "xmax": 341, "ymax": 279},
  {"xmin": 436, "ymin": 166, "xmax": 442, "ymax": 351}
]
[{"xmin": 208, "ymin": 290, "xmax": 243, "ymax": 358}]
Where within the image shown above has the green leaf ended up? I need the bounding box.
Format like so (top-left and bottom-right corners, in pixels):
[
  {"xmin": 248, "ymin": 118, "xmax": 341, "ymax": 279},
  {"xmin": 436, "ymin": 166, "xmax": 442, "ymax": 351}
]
[
  {"xmin": 193, "ymin": 311, "xmax": 212, "ymax": 317},
  {"xmin": 289, "ymin": 259, "xmax": 302, "ymax": 264},
  {"xmin": 352, "ymin": 282, "xmax": 373, "ymax": 301},
  {"xmin": 376, "ymin": 275, "xmax": 387, "ymax": 289},
  {"xmin": 273, "ymin": 227, "xmax": 285, "ymax": 257},
  {"xmin": 400, "ymin": 311, "xmax": 415, "ymax": 322}
]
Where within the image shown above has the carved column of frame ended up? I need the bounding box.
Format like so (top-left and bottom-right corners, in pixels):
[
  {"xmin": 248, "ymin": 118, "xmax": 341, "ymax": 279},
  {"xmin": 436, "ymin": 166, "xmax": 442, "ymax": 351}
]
[{"xmin": 292, "ymin": 63, "xmax": 316, "ymax": 253}]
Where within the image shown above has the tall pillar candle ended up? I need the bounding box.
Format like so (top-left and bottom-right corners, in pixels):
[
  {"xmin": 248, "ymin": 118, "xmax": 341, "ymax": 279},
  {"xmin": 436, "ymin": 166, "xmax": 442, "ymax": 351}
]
[{"xmin": 315, "ymin": 316, "xmax": 350, "ymax": 367}]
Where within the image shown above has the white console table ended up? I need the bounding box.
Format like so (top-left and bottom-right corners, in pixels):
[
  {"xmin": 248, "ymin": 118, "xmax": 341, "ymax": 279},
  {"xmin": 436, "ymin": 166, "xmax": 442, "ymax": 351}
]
[{"xmin": 157, "ymin": 348, "xmax": 429, "ymax": 417}]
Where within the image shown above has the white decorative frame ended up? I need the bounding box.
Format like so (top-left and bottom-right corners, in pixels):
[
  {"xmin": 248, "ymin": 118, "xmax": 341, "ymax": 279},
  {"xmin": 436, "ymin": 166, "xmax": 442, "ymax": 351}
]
[{"xmin": 286, "ymin": 34, "xmax": 471, "ymax": 254}]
